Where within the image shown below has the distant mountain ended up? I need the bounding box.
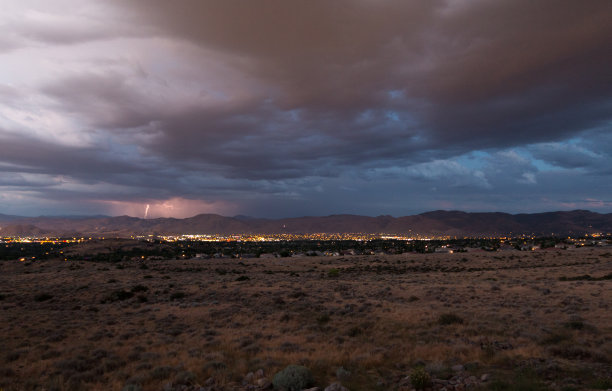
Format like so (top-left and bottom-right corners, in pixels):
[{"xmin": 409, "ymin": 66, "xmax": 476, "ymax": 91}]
[
  {"xmin": 0, "ymin": 210, "xmax": 611, "ymax": 237},
  {"xmin": 0, "ymin": 224, "xmax": 48, "ymax": 237},
  {"xmin": 0, "ymin": 213, "xmax": 22, "ymax": 223}
]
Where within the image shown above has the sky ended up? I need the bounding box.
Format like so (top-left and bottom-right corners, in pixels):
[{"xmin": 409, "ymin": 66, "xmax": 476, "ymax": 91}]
[{"xmin": 0, "ymin": 0, "xmax": 611, "ymax": 219}]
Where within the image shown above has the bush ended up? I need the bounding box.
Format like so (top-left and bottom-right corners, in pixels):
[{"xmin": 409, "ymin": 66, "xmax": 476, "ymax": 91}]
[
  {"xmin": 236, "ymin": 275, "xmax": 250, "ymax": 281},
  {"xmin": 485, "ymin": 371, "xmax": 547, "ymax": 391},
  {"xmin": 175, "ymin": 371, "xmax": 196, "ymax": 385},
  {"xmin": 539, "ymin": 331, "xmax": 571, "ymax": 345},
  {"xmin": 203, "ymin": 361, "xmax": 226, "ymax": 371},
  {"xmin": 101, "ymin": 290, "xmax": 133, "ymax": 303},
  {"xmin": 336, "ymin": 366, "xmax": 351, "ymax": 381},
  {"xmin": 328, "ymin": 268, "xmax": 340, "ymax": 278},
  {"xmin": 438, "ymin": 313, "xmax": 464, "ymax": 325},
  {"xmin": 272, "ymin": 365, "xmax": 314, "ymax": 391},
  {"xmin": 590, "ymin": 377, "xmax": 612, "ymax": 389},
  {"xmin": 563, "ymin": 321, "xmax": 584, "ymax": 330},
  {"xmin": 409, "ymin": 367, "xmax": 431, "ymax": 390},
  {"xmin": 347, "ymin": 326, "xmax": 362, "ymax": 337},
  {"xmin": 170, "ymin": 292, "xmax": 186, "ymax": 300},
  {"xmin": 34, "ymin": 293, "xmax": 53, "ymax": 302},
  {"xmin": 150, "ymin": 366, "xmax": 175, "ymax": 380}
]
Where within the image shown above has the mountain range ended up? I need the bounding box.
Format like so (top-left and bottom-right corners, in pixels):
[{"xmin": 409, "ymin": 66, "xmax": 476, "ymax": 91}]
[{"xmin": 0, "ymin": 210, "xmax": 611, "ymax": 237}]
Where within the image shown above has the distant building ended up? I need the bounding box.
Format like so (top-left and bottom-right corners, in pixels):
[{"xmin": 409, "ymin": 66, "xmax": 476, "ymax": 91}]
[{"xmin": 520, "ymin": 244, "xmax": 540, "ymax": 251}]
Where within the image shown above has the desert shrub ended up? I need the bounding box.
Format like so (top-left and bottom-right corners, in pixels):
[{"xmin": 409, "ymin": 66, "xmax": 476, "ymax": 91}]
[
  {"xmin": 279, "ymin": 342, "xmax": 300, "ymax": 353},
  {"xmin": 41, "ymin": 349, "xmax": 61, "ymax": 360},
  {"xmin": 55, "ymin": 356, "xmax": 92, "ymax": 373},
  {"xmin": 408, "ymin": 295, "xmax": 420, "ymax": 302},
  {"xmin": 550, "ymin": 346, "xmax": 609, "ymax": 363},
  {"xmin": 438, "ymin": 313, "xmax": 464, "ymax": 325},
  {"xmin": 150, "ymin": 366, "xmax": 175, "ymax": 380},
  {"xmin": 46, "ymin": 332, "xmax": 67, "ymax": 342},
  {"xmin": 336, "ymin": 366, "xmax": 351, "ymax": 381},
  {"xmin": 203, "ymin": 361, "xmax": 226, "ymax": 371},
  {"xmin": 34, "ymin": 293, "xmax": 53, "ymax": 302},
  {"xmin": 175, "ymin": 371, "xmax": 197, "ymax": 385},
  {"xmin": 6, "ymin": 351, "xmax": 21, "ymax": 362},
  {"xmin": 539, "ymin": 331, "xmax": 571, "ymax": 345},
  {"xmin": 236, "ymin": 275, "xmax": 250, "ymax": 281},
  {"xmin": 101, "ymin": 290, "xmax": 133, "ymax": 303},
  {"xmin": 559, "ymin": 273, "xmax": 612, "ymax": 281},
  {"xmin": 0, "ymin": 367, "xmax": 16, "ymax": 377},
  {"xmin": 170, "ymin": 292, "xmax": 186, "ymax": 300},
  {"xmin": 563, "ymin": 321, "xmax": 584, "ymax": 330},
  {"xmin": 272, "ymin": 365, "xmax": 314, "ymax": 391},
  {"xmin": 131, "ymin": 285, "xmax": 148, "ymax": 293},
  {"xmin": 66, "ymin": 370, "xmax": 99, "ymax": 387},
  {"xmin": 100, "ymin": 356, "xmax": 126, "ymax": 372},
  {"xmin": 289, "ymin": 291, "xmax": 307, "ymax": 299},
  {"xmin": 409, "ymin": 367, "xmax": 431, "ymax": 390},
  {"xmin": 425, "ymin": 362, "xmax": 452, "ymax": 380},
  {"xmin": 328, "ymin": 268, "xmax": 340, "ymax": 278},
  {"xmin": 484, "ymin": 370, "xmax": 547, "ymax": 391},
  {"xmin": 590, "ymin": 377, "xmax": 612, "ymax": 389},
  {"xmin": 347, "ymin": 326, "xmax": 362, "ymax": 337},
  {"xmin": 317, "ymin": 313, "xmax": 330, "ymax": 324}
]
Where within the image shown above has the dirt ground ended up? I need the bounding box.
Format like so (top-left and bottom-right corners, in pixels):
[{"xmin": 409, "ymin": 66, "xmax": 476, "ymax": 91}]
[{"xmin": 1, "ymin": 247, "xmax": 611, "ymax": 391}]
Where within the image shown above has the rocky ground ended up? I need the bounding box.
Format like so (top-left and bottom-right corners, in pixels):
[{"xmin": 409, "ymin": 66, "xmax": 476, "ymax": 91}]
[{"xmin": 1, "ymin": 246, "xmax": 611, "ymax": 391}]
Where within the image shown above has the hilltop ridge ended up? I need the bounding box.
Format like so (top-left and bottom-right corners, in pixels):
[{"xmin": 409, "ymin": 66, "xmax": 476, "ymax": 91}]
[{"xmin": 0, "ymin": 210, "xmax": 611, "ymax": 237}]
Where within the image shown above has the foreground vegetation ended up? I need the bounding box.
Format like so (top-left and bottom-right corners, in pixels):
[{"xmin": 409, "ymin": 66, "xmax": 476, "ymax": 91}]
[{"xmin": 0, "ymin": 244, "xmax": 610, "ymax": 390}]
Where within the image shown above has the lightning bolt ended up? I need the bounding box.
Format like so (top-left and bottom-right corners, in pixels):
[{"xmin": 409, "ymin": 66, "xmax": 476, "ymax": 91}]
[{"xmin": 144, "ymin": 204, "xmax": 150, "ymax": 219}]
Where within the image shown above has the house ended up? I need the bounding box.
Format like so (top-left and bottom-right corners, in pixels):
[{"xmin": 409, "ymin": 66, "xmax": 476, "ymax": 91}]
[{"xmin": 520, "ymin": 244, "xmax": 539, "ymax": 251}]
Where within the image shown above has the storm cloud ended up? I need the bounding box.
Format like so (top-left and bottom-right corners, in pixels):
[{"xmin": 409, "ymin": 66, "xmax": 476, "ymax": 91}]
[{"xmin": 0, "ymin": 0, "xmax": 611, "ymax": 217}]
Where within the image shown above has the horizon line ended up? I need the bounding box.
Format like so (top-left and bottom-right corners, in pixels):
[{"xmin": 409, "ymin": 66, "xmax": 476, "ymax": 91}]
[{"xmin": 0, "ymin": 208, "xmax": 605, "ymax": 220}]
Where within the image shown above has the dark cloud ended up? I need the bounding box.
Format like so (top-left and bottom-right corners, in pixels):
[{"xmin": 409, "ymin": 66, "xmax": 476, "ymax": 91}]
[
  {"xmin": 0, "ymin": 2, "xmax": 146, "ymax": 52},
  {"xmin": 97, "ymin": 0, "xmax": 612, "ymax": 177},
  {"xmin": 1, "ymin": 0, "xmax": 611, "ymax": 216},
  {"xmin": 529, "ymin": 143, "xmax": 601, "ymax": 169},
  {"xmin": 0, "ymin": 132, "xmax": 144, "ymax": 179},
  {"xmin": 41, "ymin": 71, "xmax": 160, "ymax": 130}
]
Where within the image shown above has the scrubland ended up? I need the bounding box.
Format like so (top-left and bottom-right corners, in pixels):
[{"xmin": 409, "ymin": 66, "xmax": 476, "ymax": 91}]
[{"xmin": 1, "ymin": 247, "xmax": 611, "ymax": 391}]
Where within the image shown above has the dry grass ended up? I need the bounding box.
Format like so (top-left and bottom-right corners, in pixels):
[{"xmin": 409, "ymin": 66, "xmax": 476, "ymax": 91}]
[{"xmin": 0, "ymin": 247, "xmax": 611, "ymax": 390}]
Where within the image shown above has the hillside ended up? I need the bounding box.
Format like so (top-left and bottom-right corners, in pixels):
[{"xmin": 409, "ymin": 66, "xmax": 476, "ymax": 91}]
[{"xmin": 0, "ymin": 210, "xmax": 611, "ymax": 237}]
